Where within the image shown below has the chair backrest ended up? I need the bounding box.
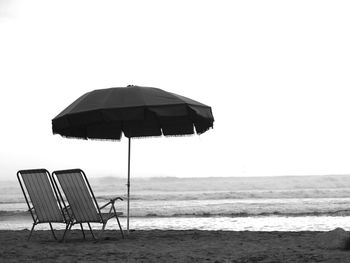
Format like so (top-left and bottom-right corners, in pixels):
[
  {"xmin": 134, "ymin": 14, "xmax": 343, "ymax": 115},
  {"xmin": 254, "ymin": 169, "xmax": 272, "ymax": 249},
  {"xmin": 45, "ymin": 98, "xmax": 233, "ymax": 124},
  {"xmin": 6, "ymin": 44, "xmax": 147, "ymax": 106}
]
[
  {"xmin": 17, "ymin": 169, "xmax": 65, "ymax": 223},
  {"xmin": 52, "ymin": 169, "xmax": 101, "ymax": 223}
]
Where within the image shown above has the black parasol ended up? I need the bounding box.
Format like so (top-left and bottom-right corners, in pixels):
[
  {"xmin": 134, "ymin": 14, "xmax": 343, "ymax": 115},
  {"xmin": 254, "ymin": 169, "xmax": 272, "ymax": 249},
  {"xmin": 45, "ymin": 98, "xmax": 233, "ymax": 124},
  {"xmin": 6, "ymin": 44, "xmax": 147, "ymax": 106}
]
[{"xmin": 52, "ymin": 85, "xmax": 214, "ymax": 232}]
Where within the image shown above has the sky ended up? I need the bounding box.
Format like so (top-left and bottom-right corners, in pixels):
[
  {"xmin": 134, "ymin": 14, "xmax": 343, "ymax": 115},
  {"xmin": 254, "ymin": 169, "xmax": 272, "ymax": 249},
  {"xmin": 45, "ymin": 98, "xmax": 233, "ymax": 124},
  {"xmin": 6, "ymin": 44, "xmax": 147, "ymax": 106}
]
[{"xmin": 1, "ymin": 0, "xmax": 350, "ymax": 180}]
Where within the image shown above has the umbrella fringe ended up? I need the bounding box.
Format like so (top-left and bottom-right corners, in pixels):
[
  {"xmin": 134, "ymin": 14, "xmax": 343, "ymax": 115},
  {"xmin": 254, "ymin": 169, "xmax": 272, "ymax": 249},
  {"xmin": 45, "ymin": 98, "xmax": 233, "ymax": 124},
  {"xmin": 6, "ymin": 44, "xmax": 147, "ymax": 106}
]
[
  {"xmin": 125, "ymin": 134, "xmax": 193, "ymax": 140},
  {"xmin": 127, "ymin": 128, "xmax": 213, "ymax": 139},
  {"xmin": 54, "ymin": 128, "xmax": 213, "ymax": 141},
  {"xmin": 52, "ymin": 133, "xmax": 87, "ymax": 141},
  {"xmin": 196, "ymin": 125, "xmax": 214, "ymax": 135},
  {"xmin": 53, "ymin": 133, "xmax": 123, "ymax": 142}
]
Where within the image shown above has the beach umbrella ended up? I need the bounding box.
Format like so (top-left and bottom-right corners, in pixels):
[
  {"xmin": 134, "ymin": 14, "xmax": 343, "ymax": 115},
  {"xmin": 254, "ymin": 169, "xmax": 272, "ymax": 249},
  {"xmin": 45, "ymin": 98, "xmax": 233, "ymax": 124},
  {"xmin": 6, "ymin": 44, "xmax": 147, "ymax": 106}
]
[{"xmin": 52, "ymin": 85, "xmax": 214, "ymax": 233}]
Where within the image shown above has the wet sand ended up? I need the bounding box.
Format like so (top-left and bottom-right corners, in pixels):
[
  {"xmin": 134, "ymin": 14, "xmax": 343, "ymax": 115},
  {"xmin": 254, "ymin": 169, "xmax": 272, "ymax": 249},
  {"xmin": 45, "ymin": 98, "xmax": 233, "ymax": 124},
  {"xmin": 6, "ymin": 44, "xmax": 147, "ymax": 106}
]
[{"xmin": 1, "ymin": 230, "xmax": 350, "ymax": 262}]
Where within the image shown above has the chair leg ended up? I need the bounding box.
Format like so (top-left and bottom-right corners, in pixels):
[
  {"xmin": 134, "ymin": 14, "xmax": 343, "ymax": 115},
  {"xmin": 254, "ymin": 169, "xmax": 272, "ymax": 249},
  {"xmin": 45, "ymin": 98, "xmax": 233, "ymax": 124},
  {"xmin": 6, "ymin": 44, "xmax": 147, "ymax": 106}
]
[
  {"xmin": 99, "ymin": 223, "xmax": 107, "ymax": 240},
  {"xmin": 87, "ymin": 223, "xmax": 96, "ymax": 240},
  {"xmin": 115, "ymin": 216, "xmax": 124, "ymax": 239},
  {"xmin": 28, "ymin": 223, "xmax": 36, "ymax": 241},
  {"xmin": 112, "ymin": 206, "xmax": 124, "ymax": 239},
  {"xmin": 49, "ymin": 222, "xmax": 57, "ymax": 240},
  {"xmin": 80, "ymin": 223, "xmax": 86, "ymax": 240},
  {"xmin": 61, "ymin": 223, "xmax": 72, "ymax": 242}
]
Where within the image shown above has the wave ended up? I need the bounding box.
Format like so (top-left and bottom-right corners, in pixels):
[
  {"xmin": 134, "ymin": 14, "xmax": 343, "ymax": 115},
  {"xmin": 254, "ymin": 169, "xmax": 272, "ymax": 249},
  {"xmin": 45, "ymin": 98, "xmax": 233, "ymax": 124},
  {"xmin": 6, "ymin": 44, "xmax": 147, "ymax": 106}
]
[
  {"xmin": 0, "ymin": 210, "xmax": 28, "ymax": 217},
  {"xmin": 94, "ymin": 188, "xmax": 350, "ymax": 201},
  {"xmin": 3, "ymin": 188, "xmax": 350, "ymax": 204},
  {"xmin": 0, "ymin": 200, "xmax": 26, "ymax": 204},
  {"xmin": 2, "ymin": 209, "xmax": 350, "ymax": 219},
  {"xmin": 162, "ymin": 209, "xmax": 350, "ymax": 218}
]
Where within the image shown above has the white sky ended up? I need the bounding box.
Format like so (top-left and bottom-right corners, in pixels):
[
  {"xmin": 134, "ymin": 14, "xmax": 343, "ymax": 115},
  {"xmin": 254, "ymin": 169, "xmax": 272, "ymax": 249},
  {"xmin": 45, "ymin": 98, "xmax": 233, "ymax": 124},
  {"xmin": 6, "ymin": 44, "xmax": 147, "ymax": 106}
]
[{"xmin": 1, "ymin": 0, "xmax": 350, "ymax": 180}]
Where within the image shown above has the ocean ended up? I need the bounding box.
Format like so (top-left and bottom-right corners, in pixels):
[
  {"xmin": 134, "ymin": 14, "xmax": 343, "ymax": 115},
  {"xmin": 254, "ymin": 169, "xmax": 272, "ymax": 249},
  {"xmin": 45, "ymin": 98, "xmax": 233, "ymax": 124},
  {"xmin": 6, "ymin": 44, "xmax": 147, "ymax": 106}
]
[{"xmin": 2, "ymin": 175, "xmax": 350, "ymax": 231}]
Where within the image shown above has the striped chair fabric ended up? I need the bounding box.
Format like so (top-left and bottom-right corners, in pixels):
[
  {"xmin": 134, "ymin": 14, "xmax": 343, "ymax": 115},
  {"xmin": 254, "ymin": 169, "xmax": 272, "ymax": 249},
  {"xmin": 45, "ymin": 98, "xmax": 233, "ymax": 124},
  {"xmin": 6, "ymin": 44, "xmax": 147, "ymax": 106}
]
[
  {"xmin": 54, "ymin": 169, "xmax": 102, "ymax": 223},
  {"xmin": 18, "ymin": 169, "xmax": 64, "ymax": 223}
]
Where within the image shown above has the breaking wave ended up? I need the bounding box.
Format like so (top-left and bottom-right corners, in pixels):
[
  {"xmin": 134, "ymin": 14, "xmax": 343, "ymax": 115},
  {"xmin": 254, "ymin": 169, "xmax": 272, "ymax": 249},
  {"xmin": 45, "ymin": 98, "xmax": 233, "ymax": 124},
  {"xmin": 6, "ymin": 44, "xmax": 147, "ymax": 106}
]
[
  {"xmin": 95, "ymin": 188, "xmax": 350, "ymax": 202},
  {"xmin": 2, "ymin": 209, "xmax": 350, "ymax": 219}
]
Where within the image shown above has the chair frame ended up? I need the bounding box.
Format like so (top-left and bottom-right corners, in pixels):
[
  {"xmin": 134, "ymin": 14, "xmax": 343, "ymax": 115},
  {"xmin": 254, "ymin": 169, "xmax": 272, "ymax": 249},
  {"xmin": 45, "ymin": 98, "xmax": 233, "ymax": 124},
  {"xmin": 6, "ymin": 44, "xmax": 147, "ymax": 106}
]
[
  {"xmin": 17, "ymin": 169, "xmax": 70, "ymax": 240},
  {"xmin": 52, "ymin": 169, "xmax": 124, "ymax": 241}
]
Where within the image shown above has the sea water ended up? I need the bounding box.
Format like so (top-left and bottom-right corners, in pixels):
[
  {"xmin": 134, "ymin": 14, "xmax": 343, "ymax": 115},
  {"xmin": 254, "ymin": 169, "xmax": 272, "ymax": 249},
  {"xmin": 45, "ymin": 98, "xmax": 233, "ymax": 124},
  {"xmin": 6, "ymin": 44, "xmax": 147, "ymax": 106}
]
[{"xmin": 2, "ymin": 175, "xmax": 350, "ymax": 231}]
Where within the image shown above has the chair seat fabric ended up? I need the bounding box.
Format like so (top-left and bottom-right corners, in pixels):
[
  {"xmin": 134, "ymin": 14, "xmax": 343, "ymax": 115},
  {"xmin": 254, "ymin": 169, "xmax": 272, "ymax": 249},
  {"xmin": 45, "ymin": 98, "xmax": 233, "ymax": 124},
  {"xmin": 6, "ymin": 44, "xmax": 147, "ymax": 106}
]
[{"xmin": 100, "ymin": 212, "xmax": 123, "ymax": 223}]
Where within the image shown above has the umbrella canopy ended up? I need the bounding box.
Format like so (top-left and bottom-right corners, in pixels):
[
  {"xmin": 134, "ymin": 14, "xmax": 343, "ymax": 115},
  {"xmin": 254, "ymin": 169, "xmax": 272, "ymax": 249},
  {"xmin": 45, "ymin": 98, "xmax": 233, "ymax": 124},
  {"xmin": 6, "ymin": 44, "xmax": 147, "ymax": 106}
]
[
  {"xmin": 52, "ymin": 85, "xmax": 214, "ymax": 139},
  {"xmin": 52, "ymin": 85, "xmax": 214, "ymax": 233}
]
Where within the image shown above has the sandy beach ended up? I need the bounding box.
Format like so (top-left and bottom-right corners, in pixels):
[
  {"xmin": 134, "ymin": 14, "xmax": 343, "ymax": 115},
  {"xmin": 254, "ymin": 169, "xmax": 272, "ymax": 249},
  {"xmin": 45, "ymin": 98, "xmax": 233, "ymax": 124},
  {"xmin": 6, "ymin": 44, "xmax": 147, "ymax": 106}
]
[{"xmin": 0, "ymin": 230, "xmax": 349, "ymax": 262}]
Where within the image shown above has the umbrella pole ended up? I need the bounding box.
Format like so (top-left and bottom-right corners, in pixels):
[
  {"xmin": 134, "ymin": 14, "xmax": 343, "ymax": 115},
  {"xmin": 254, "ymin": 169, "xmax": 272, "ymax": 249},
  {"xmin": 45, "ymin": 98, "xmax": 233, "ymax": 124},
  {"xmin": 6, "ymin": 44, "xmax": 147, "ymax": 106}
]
[{"xmin": 127, "ymin": 137, "xmax": 131, "ymax": 234}]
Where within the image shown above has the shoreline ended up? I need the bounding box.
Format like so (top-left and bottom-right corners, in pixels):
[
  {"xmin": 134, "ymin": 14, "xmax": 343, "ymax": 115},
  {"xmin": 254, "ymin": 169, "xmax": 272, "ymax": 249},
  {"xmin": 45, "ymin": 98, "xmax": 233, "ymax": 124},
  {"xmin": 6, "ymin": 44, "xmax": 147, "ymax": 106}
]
[
  {"xmin": 1, "ymin": 230, "xmax": 350, "ymax": 262},
  {"xmin": 2, "ymin": 215, "xmax": 350, "ymax": 232}
]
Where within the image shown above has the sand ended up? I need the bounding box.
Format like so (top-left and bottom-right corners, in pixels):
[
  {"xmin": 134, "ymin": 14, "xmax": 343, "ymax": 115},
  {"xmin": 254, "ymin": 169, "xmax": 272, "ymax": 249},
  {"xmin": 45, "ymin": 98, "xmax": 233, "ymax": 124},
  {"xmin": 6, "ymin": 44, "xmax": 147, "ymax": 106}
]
[{"xmin": 1, "ymin": 229, "xmax": 350, "ymax": 262}]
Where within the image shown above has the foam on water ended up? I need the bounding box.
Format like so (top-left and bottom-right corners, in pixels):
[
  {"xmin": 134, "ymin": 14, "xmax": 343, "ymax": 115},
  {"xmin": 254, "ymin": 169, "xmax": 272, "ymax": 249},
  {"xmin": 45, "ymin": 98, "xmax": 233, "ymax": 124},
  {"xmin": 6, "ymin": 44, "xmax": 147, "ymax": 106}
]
[{"xmin": 1, "ymin": 216, "xmax": 350, "ymax": 232}]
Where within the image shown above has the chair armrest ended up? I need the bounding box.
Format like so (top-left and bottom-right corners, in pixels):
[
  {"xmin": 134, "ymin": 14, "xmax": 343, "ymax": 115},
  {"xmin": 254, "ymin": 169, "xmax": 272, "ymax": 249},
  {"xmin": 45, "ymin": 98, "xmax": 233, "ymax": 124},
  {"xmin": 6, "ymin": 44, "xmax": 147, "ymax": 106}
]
[
  {"xmin": 110, "ymin": 197, "xmax": 123, "ymax": 202},
  {"xmin": 100, "ymin": 197, "xmax": 123, "ymax": 210}
]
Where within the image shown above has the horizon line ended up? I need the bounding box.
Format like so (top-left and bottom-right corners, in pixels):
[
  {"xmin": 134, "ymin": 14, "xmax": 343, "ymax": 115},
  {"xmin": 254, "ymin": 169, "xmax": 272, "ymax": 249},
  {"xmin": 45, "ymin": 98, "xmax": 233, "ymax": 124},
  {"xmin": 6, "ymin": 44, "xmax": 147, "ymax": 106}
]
[{"xmin": 2, "ymin": 173, "xmax": 350, "ymax": 182}]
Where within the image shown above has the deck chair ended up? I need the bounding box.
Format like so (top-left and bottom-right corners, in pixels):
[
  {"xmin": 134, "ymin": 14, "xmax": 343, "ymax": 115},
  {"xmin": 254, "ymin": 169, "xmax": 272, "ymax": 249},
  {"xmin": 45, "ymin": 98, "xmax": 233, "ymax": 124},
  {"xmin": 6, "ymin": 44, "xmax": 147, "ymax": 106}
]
[
  {"xmin": 17, "ymin": 169, "xmax": 70, "ymax": 240},
  {"xmin": 52, "ymin": 169, "xmax": 124, "ymax": 241}
]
